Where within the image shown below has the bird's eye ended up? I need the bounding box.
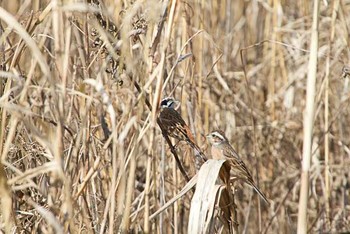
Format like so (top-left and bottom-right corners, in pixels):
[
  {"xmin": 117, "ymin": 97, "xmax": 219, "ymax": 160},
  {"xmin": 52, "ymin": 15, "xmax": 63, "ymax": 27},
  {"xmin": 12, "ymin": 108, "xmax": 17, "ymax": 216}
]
[
  {"xmin": 213, "ymin": 134, "xmax": 222, "ymax": 142},
  {"xmin": 160, "ymin": 99, "xmax": 168, "ymax": 107}
]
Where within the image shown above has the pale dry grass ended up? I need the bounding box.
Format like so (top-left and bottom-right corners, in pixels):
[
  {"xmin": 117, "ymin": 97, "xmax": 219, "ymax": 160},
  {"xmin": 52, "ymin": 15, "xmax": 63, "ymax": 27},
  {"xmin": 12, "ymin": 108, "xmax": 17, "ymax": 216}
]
[{"xmin": 0, "ymin": 0, "xmax": 349, "ymax": 233}]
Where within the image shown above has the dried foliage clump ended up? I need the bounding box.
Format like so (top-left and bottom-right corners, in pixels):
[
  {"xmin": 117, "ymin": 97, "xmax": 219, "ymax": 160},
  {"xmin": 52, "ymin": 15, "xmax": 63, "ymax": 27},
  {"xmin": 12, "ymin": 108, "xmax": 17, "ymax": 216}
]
[{"xmin": 0, "ymin": 0, "xmax": 350, "ymax": 233}]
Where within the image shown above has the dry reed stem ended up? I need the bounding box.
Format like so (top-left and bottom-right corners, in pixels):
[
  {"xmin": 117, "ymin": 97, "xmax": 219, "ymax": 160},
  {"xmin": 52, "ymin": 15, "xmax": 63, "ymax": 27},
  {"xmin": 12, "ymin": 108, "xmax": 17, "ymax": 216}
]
[
  {"xmin": 0, "ymin": 164, "xmax": 14, "ymax": 233},
  {"xmin": 297, "ymin": 0, "xmax": 320, "ymax": 233}
]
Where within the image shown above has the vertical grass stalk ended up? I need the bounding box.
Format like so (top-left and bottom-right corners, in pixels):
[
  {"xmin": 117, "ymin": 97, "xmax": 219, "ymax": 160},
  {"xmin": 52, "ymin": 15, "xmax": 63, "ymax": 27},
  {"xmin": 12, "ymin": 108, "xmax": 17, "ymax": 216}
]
[{"xmin": 297, "ymin": 0, "xmax": 320, "ymax": 233}]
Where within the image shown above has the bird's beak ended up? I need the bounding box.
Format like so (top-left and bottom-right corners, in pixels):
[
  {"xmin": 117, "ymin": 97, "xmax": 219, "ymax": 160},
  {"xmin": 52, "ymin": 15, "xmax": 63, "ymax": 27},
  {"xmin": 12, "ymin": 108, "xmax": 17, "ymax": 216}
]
[
  {"xmin": 206, "ymin": 134, "xmax": 211, "ymax": 139},
  {"xmin": 173, "ymin": 100, "xmax": 181, "ymax": 111}
]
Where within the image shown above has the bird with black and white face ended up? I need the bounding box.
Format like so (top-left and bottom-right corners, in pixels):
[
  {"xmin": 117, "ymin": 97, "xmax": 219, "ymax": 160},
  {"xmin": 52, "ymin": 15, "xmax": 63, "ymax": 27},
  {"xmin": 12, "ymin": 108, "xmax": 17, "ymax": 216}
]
[
  {"xmin": 206, "ymin": 130, "xmax": 270, "ymax": 204},
  {"xmin": 160, "ymin": 97, "xmax": 180, "ymax": 110},
  {"xmin": 158, "ymin": 97, "xmax": 207, "ymax": 164},
  {"xmin": 158, "ymin": 97, "xmax": 192, "ymax": 142}
]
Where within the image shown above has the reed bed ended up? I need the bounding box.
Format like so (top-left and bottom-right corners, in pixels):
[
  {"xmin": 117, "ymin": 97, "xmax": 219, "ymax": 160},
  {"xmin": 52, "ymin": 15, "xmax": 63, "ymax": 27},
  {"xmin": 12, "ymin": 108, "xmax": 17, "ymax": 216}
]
[{"xmin": 0, "ymin": 0, "xmax": 349, "ymax": 233}]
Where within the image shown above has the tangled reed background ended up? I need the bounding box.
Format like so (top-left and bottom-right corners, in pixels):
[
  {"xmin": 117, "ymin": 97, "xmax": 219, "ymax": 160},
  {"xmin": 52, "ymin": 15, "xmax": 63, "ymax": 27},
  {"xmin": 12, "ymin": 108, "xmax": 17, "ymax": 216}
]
[{"xmin": 0, "ymin": 0, "xmax": 349, "ymax": 233}]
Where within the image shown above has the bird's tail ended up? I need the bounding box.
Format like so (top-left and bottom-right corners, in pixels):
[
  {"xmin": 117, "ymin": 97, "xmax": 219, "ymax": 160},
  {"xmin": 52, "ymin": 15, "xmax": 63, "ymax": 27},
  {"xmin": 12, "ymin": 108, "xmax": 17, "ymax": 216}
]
[
  {"xmin": 185, "ymin": 139, "xmax": 208, "ymax": 170},
  {"xmin": 250, "ymin": 182, "xmax": 270, "ymax": 205},
  {"xmin": 187, "ymin": 140, "xmax": 207, "ymax": 161}
]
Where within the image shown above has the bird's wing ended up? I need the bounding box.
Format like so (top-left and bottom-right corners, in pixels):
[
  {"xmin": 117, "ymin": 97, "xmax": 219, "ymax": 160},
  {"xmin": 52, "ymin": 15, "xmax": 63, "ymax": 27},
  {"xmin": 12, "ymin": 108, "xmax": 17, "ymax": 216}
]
[
  {"xmin": 158, "ymin": 108, "xmax": 194, "ymax": 141},
  {"xmin": 223, "ymin": 144, "xmax": 270, "ymax": 204},
  {"xmin": 223, "ymin": 145, "xmax": 255, "ymax": 181}
]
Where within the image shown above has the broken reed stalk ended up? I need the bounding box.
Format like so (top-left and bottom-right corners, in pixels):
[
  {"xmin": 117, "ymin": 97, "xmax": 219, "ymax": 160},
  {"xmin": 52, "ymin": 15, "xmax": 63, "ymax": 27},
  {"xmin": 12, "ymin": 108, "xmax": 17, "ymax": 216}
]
[
  {"xmin": 297, "ymin": 0, "xmax": 320, "ymax": 233},
  {"xmin": 188, "ymin": 160, "xmax": 238, "ymax": 233}
]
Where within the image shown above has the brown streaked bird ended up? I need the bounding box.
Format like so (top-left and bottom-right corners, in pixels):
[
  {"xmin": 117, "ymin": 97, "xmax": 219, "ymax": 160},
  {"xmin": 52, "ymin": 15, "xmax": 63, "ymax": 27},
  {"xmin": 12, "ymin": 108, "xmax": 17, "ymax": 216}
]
[
  {"xmin": 206, "ymin": 130, "xmax": 270, "ymax": 204},
  {"xmin": 158, "ymin": 97, "xmax": 207, "ymax": 162}
]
